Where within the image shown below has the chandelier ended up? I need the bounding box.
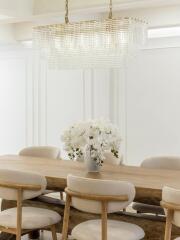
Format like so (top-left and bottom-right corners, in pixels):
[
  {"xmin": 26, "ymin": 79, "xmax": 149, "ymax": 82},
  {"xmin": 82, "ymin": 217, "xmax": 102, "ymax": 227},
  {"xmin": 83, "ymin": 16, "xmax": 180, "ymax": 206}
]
[{"xmin": 34, "ymin": 0, "xmax": 147, "ymax": 69}]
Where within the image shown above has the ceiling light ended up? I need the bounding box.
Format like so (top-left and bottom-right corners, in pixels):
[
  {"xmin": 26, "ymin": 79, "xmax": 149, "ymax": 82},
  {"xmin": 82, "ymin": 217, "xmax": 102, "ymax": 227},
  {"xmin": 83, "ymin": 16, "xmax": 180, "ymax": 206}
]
[{"xmin": 34, "ymin": 0, "xmax": 147, "ymax": 69}]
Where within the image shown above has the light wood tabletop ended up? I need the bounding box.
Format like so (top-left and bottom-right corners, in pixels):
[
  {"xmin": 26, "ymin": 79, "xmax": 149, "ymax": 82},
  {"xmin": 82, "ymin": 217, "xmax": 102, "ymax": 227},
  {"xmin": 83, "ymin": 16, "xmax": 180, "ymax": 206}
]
[{"xmin": 0, "ymin": 155, "xmax": 180, "ymax": 203}]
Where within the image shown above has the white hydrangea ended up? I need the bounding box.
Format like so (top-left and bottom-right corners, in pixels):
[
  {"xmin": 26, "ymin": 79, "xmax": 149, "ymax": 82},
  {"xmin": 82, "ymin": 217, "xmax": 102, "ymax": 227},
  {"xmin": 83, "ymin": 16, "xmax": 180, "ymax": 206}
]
[{"xmin": 61, "ymin": 119, "xmax": 122, "ymax": 166}]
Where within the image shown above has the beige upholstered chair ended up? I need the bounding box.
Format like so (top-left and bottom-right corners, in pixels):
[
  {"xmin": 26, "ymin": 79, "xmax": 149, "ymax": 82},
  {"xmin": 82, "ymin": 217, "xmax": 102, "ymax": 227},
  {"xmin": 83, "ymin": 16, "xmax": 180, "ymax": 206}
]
[
  {"xmin": 161, "ymin": 186, "xmax": 180, "ymax": 240},
  {"xmin": 19, "ymin": 146, "xmax": 63, "ymax": 199},
  {"xmin": 0, "ymin": 169, "xmax": 61, "ymax": 240},
  {"xmin": 62, "ymin": 175, "xmax": 145, "ymax": 240},
  {"xmin": 19, "ymin": 146, "xmax": 60, "ymax": 159},
  {"xmin": 141, "ymin": 156, "xmax": 180, "ymax": 170},
  {"xmin": 103, "ymin": 152, "xmax": 123, "ymax": 165},
  {"xmin": 133, "ymin": 156, "xmax": 180, "ymax": 216}
]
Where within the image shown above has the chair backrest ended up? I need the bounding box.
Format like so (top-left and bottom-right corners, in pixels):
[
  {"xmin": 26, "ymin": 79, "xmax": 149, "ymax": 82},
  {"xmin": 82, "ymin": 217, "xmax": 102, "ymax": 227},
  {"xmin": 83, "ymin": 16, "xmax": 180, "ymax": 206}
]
[
  {"xmin": 141, "ymin": 156, "xmax": 180, "ymax": 170},
  {"xmin": 67, "ymin": 175, "xmax": 135, "ymax": 214},
  {"xmin": 103, "ymin": 152, "xmax": 123, "ymax": 165},
  {"xmin": 19, "ymin": 146, "xmax": 60, "ymax": 159},
  {"xmin": 162, "ymin": 186, "xmax": 180, "ymax": 205},
  {"xmin": 0, "ymin": 169, "xmax": 47, "ymax": 200},
  {"xmin": 162, "ymin": 186, "xmax": 180, "ymax": 227}
]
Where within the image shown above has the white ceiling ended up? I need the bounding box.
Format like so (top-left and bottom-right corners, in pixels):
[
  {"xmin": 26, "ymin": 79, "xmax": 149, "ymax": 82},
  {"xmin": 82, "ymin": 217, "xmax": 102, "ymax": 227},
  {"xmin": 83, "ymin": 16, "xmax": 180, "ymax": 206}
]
[
  {"xmin": 0, "ymin": 0, "xmax": 180, "ymax": 44},
  {"xmin": 33, "ymin": 0, "xmax": 180, "ymax": 13},
  {"xmin": 0, "ymin": 0, "xmax": 33, "ymax": 18},
  {"xmin": 0, "ymin": 0, "xmax": 180, "ymax": 24}
]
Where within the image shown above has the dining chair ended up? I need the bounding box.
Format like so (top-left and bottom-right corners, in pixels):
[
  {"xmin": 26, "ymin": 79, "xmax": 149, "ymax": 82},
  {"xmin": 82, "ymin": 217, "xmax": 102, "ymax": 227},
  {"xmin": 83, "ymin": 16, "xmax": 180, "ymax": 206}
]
[
  {"xmin": 161, "ymin": 186, "xmax": 180, "ymax": 240},
  {"xmin": 19, "ymin": 146, "xmax": 61, "ymax": 159},
  {"xmin": 0, "ymin": 169, "xmax": 61, "ymax": 240},
  {"xmin": 19, "ymin": 146, "xmax": 63, "ymax": 199},
  {"xmin": 62, "ymin": 175, "xmax": 145, "ymax": 240},
  {"xmin": 132, "ymin": 156, "xmax": 180, "ymax": 216},
  {"xmin": 103, "ymin": 152, "xmax": 123, "ymax": 165}
]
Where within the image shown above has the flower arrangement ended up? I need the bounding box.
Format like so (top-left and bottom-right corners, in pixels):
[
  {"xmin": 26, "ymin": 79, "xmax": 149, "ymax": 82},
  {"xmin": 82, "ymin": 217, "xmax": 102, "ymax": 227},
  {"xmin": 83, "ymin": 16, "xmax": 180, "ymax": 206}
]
[{"xmin": 61, "ymin": 119, "xmax": 121, "ymax": 167}]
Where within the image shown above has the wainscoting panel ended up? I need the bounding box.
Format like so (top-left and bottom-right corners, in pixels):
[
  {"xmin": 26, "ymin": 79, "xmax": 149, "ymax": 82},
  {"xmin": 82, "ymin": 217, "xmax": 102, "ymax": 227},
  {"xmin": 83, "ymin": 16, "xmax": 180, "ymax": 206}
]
[
  {"xmin": 0, "ymin": 51, "xmax": 32, "ymax": 154},
  {"xmin": 0, "ymin": 48, "xmax": 126, "ymax": 159},
  {"xmin": 45, "ymin": 69, "xmax": 84, "ymax": 153},
  {"xmin": 2, "ymin": 45, "xmax": 180, "ymax": 165},
  {"xmin": 37, "ymin": 67, "xmax": 122, "ymax": 158},
  {"xmin": 126, "ymin": 47, "xmax": 180, "ymax": 165}
]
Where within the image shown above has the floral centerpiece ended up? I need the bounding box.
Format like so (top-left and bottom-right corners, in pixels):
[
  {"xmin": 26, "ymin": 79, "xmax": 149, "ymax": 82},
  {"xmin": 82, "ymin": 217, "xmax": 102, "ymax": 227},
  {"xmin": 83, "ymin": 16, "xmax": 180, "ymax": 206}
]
[{"xmin": 61, "ymin": 119, "xmax": 121, "ymax": 171}]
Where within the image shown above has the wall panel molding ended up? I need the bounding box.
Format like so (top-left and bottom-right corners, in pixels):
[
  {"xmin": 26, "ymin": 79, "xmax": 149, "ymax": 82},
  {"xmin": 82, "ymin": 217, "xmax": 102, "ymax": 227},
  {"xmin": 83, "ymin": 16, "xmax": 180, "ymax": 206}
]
[
  {"xmin": 83, "ymin": 69, "xmax": 94, "ymax": 120},
  {"xmin": 0, "ymin": 49, "xmax": 33, "ymax": 153}
]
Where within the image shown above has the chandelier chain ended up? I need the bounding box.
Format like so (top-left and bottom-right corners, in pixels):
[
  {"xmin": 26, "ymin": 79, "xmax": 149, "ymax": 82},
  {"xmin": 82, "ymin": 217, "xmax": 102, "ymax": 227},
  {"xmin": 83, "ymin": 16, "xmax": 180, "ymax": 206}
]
[
  {"xmin": 109, "ymin": 0, "xmax": 113, "ymax": 19},
  {"xmin": 65, "ymin": 0, "xmax": 69, "ymax": 24}
]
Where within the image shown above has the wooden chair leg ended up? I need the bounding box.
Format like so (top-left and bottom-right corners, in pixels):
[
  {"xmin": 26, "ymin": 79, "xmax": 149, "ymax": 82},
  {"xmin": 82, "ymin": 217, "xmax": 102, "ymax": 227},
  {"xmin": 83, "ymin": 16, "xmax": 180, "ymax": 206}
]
[
  {"xmin": 16, "ymin": 189, "xmax": 22, "ymax": 240},
  {"xmin": 51, "ymin": 225, "xmax": 57, "ymax": 240},
  {"xmin": 16, "ymin": 234, "xmax": 21, "ymax": 240},
  {"xmin": 164, "ymin": 209, "xmax": 173, "ymax": 240},
  {"xmin": 62, "ymin": 194, "xmax": 71, "ymax": 240},
  {"xmin": 101, "ymin": 201, "xmax": 108, "ymax": 240}
]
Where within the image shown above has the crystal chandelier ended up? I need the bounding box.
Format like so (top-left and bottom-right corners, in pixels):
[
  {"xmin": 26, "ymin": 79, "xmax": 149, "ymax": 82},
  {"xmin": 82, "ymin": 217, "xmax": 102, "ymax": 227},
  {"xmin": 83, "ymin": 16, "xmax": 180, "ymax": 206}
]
[{"xmin": 34, "ymin": 0, "xmax": 147, "ymax": 69}]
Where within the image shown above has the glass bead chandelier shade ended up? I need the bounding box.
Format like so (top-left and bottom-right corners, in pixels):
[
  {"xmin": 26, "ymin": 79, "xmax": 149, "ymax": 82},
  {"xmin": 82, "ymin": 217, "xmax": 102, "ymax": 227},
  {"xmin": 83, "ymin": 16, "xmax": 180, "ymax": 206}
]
[{"xmin": 33, "ymin": 1, "xmax": 147, "ymax": 69}]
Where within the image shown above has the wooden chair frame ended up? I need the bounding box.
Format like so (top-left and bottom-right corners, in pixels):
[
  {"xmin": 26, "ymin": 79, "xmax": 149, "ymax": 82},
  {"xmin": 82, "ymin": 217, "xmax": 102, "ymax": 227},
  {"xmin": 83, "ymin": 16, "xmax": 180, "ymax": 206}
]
[
  {"xmin": 62, "ymin": 187, "xmax": 129, "ymax": 240},
  {"xmin": 0, "ymin": 181, "xmax": 58, "ymax": 240},
  {"xmin": 161, "ymin": 200, "xmax": 180, "ymax": 240}
]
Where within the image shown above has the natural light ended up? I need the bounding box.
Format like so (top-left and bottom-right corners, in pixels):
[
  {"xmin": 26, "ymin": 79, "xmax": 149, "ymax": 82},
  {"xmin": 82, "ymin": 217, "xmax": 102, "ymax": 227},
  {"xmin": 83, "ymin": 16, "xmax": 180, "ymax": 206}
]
[{"xmin": 148, "ymin": 26, "xmax": 180, "ymax": 38}]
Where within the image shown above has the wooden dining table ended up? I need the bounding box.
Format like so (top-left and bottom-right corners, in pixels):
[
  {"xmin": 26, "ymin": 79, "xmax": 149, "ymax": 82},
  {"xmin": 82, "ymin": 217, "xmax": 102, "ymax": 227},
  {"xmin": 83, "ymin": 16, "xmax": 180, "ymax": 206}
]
[
  {"xmin": 0, "ymin": 155, "xmax": 180, "ymax": 203},
  {"xmin": 0, "ymin": 155, "xmax": 180, "ymax": 240}
]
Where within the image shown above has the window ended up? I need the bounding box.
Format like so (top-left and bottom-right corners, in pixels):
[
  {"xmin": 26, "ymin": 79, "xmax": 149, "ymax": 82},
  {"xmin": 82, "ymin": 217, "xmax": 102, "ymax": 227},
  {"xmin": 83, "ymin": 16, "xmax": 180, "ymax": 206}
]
[{"xmin": 148, "ymin": 26, "xmax": 180, "ymax": 39}]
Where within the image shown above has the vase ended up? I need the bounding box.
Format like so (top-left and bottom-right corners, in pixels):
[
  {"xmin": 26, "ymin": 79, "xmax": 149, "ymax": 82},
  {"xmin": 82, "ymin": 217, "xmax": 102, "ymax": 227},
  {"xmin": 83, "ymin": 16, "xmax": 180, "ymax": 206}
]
[
  {"xmin": 76, "ymin": 156, "xmax": 84, "ymax": 162},
  {"xmin": 84, "ymin": 145, "xmax": 100, "ymax": 172}
]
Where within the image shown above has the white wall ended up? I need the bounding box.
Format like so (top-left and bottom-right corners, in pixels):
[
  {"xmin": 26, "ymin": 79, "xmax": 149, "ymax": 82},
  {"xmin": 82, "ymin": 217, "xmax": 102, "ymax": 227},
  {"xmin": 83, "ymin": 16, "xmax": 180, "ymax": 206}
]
[
  {"xmin": 36, "ymin": 66, "xmax": 120, "ymax": 158},
  {"xmin": 126, "ymin": 46, "xmax": 180, "ymax": 165},
  {"xmin": 0, "ymin": 51, "xmax": 33, "ymax": 154},
  {"xmin": 1, "ymin": 38, "xmax": 180, "ymax": 165},
  {"xmin": 0, "ymin": 24, "xmax": 16, "ymax": 44},
  {"xmin": 45, "ymin": 70, "xmax": 84, "ymax": 150},
  {"xmin": 0, "ymin": 46, "xmax": 124, "ymax": 157}
]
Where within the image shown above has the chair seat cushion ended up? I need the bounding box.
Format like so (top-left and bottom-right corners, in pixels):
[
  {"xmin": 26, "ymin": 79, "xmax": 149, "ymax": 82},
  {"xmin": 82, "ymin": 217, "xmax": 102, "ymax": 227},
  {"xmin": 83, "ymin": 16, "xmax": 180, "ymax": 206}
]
[
  {"xmin": 72, "ymin": 220, "xmax": 145, "ymax": 240},
  {"xmin": 0, "ymin": 207, "xmax": 61, "ymax": 229}
]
